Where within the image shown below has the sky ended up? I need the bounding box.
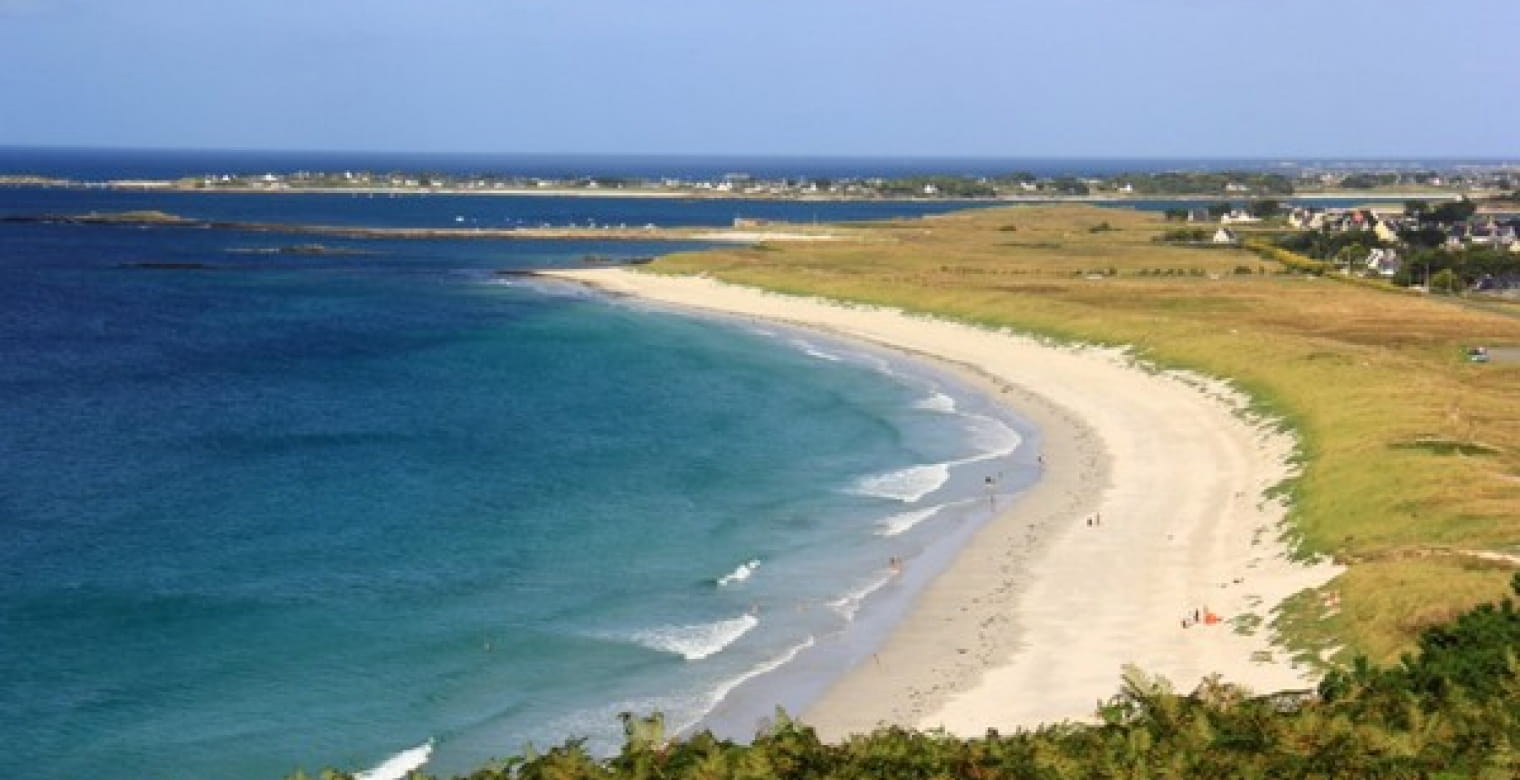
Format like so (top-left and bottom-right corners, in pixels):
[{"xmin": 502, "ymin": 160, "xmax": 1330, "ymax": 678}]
[{"xmin": 0, "ymin": 0, "xmax": 1516, "ymax": 158}]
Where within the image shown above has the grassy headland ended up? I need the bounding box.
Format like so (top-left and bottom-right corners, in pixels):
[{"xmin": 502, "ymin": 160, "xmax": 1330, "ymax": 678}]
[{"xmin": 649, "ymin": 204, "xmax": 1520, "ymax": 665}]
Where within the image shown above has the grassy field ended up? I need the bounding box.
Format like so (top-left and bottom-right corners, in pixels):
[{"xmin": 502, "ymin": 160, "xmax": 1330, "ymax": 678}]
[{"xmin": 649, "ymin": 204, "xmax": 1520, "ymax": 666}]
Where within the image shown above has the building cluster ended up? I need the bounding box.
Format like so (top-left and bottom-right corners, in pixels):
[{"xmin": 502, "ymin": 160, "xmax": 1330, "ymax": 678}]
[
  {"xmin": 1285, "ymin": 206, "xmax": 1520, "ymax": 283},
  {"xmin": 1303, "ymin": 169, "xmax": 1517, "ymax": 194}
]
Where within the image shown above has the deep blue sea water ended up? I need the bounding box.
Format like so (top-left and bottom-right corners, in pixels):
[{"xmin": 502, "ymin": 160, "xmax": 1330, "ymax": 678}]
[
  {"xmin": 0, "ymin": 160, "xmax": 1040, "ymax": 779},
  {"xmin": 0, "ymin": 185, "xmax": 1006, "ymax": 231}
]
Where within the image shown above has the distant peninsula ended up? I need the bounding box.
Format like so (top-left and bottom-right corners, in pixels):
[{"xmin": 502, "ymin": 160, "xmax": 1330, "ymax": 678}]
[{"xmin": 4, "ymin": 163, "xmax": 1517, "ymax": 203}]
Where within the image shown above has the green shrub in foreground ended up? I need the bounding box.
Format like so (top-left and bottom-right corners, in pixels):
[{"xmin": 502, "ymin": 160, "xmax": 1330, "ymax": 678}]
[{"xmin": 308, "ymin": 574, "xmax": 1520, "ymax": 779}]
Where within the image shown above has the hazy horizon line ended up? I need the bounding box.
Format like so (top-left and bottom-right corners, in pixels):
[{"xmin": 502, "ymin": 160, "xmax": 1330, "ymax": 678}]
[{"xmin": 3, "ymin": 144, "xmax": 1516, "ymax": 164}]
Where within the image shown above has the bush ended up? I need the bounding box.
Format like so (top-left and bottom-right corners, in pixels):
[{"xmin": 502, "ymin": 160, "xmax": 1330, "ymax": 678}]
[
  {"xmin": 326, "ymin": 577, "xmax": 1520, "ymax": 779},
  {"xmin": 1157, "ymin": 228, "xmax": 1210, "ymax": 243}
]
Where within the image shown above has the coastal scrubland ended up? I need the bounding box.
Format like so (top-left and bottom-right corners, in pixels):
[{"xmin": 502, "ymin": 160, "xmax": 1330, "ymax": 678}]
[{"xmin": 651, "ymin": 204, "xmax": 1520, "ymax": 666}]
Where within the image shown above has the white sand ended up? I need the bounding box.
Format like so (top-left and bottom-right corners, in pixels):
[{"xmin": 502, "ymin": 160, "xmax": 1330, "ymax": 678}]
[
  {"xmin": 541, "ymin": 268, "xmax": 1342, "ymax": 738},
  {"xmin": 689, "ymin": 231, "xmax": 843, "ymax": 242}
]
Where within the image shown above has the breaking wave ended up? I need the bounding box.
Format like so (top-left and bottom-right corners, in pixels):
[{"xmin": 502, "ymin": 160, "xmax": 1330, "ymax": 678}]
[
  {"xmin": 355, "ymin": 739, "xmax": 433, "ymax": 780},
  {"xmin": 827, "ymin": 572, "xmax": 897, "ymax": 621},
  {"xmin": 789, "ymin": 338, "xmax": 843, "ymax": 362},
  {"xmin": 668, "ymin": 635, "xmax": 819, "ymax": 737},
  {"xmin": 875, "ymin": 505, "xmax": 946, "ymax": 537},
  {"xmin": 628, "ymin": 615, "xmax": 759, "ymax": 661},
  {"xmin": 716, "ymin": 559, "xmax": 761, "ymax": 587},
  {"xmin": 914, "ymin": 391, "xmax": 957, "ymax": 413},
  {"xmin": 962, "ymin": 413, "xmax": 1022, "ymax": 462},
  {"xmin": 848, "ymin": 463, "xmax": 950, "ymax": 503}
]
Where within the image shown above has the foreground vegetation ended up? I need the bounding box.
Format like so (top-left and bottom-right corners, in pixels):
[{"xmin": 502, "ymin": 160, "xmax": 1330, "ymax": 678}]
[{"xmin": 309, "ymin": 577, "xmax": 1520, "ymax": 778}]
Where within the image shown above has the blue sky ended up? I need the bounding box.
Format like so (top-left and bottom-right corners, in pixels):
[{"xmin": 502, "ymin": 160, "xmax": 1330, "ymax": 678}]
[{"xmin": 0, "ymin": 0, "xmax": 1515, "ymax": 157}]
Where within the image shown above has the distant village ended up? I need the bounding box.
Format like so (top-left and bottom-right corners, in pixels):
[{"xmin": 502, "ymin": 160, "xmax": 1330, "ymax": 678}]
[
  {"xmin": 1187, "ymin": 199, "xmax": 1520, "ymax": 295},
  {"xmin": 4, "ymin": 165, "xmax": 1518, "ymax": 202},
  {"xmin": 182, "ymin": 166, "xmax": 1520, "ymax": 201}
]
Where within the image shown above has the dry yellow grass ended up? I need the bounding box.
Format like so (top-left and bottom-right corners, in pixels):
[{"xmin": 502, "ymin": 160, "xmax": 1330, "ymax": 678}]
[{"xmin": 653, "ymin": 204, "xmax": 1520, "ymax": 663}]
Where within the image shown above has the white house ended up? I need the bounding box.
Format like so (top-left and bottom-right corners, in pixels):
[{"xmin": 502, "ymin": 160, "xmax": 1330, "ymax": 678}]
[
  {"xmin": 1365, "ymin": 248, "xmax": 1402, "ymax": 277},
  {"xmin": 1212, "ymin": 228, "xmax": 1239, "ymax": 245}
]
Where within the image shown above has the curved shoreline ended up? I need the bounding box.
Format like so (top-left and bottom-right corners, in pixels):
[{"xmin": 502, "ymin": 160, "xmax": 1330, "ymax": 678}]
[{"xmin": 541, "ymin": 268, "xmax": 1342, "ymax": 739}]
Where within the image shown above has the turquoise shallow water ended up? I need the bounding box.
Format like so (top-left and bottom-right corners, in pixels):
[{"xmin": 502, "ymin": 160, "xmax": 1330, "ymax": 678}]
[{"xmin": 0, "ymin": 184, "xmax": 1033, "ymax": 778}]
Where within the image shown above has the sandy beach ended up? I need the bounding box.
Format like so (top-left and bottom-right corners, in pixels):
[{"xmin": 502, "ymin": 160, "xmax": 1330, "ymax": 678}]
[{"xmin": 542, "ymin": 267, "xmax": 1342, "ymax": 740}]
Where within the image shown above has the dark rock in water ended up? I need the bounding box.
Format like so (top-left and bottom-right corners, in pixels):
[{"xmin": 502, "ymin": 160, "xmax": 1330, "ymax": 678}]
[
  {"xmin": 117, "ymin": 262, "xmax": 214, "ymax": 270},
  {"xmin": 495, "ymin": 269, "xmax": 539, "ymax": 276}
]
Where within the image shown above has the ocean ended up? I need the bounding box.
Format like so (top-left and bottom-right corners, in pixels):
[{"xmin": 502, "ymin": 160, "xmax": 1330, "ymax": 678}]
[{"xmin": 0, "ymin": 152, "xmax": 1038, "ymax": 778}]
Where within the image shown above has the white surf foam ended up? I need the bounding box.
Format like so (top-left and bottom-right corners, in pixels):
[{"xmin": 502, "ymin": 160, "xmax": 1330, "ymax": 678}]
[
  {"xmin": 789, "ymin": 338, "xmax": 842, "ymax": 362},
  {"xmin": 716, "ymin": 559, "xmax": 761, "ymax": 587},
  {"xmin": 859, "ymin": 353, "xmax": 895, "ymax": 375},
  {"xmin": 827, "ymin": 572, "xmax": 896, "ymax": 620},
  {"xmin": 875, "ymin": 505, "xmax": 946, "ymax": 537},
  {"xmin": 630, "ymin": 614, "xmax": 759, "ymax": 661},
  {"xmin": 962, "ymin": 413, "xmax": 1023, "ymax": 461},
  {"xmin": 914, "ymin": 391, "xmax": 958, "ymax": 413},
  {"xmin": 355, "ymin": 739, "xmax": 433, "ymax": 780},
  {"xmin": 672, "ymin": 635, "xmax": 819, "ymax": 736},
  {"xmin": 848, "ymin": 463, "xmax": 950, "ymax": 503}
]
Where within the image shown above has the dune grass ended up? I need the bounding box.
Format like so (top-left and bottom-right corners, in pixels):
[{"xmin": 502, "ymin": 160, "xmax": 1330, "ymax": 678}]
[{"xmin": 649, "ymin": 204, "xmax": 1520, "ymax": 664}]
